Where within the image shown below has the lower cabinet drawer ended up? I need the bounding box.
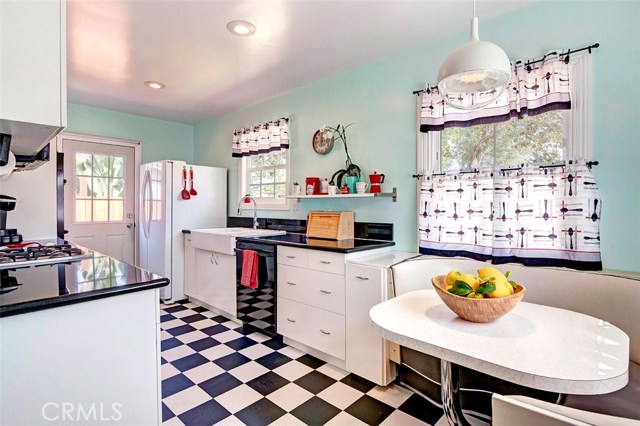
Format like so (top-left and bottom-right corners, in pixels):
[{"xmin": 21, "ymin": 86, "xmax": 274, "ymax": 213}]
[
  {"xmin": 277, "ymin": 297, "xmax": 345, "ymax": 360},
  {"xmin": 278, "ymin": 264, "xmax": 345, "ymax": 315}
]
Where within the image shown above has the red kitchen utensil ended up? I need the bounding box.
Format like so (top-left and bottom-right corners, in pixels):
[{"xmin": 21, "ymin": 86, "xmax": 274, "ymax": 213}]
[
  {"xmin": 181, "ymin": 166, "xmax": 191, "ymax": 200},
  {"xmin": 189, "ymin": 167, "xmax": 197, "ymax": 196}
]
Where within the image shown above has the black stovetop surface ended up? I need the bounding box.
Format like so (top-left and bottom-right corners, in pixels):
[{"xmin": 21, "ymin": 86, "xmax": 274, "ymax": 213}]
[
  {"xmin": 0, "ymin": 252, "xmax": 168, "ymax": 317},
  {"xmin": 236, "ymin": 232, "xmax": 394, "ymax": 253}
]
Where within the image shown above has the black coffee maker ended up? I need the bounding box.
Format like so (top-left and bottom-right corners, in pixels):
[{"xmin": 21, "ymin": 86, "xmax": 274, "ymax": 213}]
[{"xmin": 0, "ymin": 195, "xmax": 23, "ymax": 245}]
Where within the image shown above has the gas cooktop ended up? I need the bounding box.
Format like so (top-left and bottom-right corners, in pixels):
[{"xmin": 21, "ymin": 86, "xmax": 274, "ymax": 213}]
[{"xmin": 0, "ymin": 242, "xmax": 93, "ymax": 270}]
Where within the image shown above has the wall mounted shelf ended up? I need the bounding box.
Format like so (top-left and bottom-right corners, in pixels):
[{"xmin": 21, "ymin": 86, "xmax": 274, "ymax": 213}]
[{"xmin": 284, "ymin": 187, "xmax": 397, "ymax": 202}]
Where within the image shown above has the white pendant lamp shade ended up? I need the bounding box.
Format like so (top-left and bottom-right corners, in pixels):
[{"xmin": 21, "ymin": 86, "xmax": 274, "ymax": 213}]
[{"xmin": 438, "ymin": 15, "xmax": 511, "ymax": 109}]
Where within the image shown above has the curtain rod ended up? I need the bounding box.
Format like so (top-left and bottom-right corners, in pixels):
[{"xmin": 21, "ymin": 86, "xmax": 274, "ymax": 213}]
[
  {"xmin": 411, "ymin": 42, "xmax": 600, "ymax": 95},
  {"xmin": 412, "ymin": 161, "xmax": 599, "ymax": 179}
]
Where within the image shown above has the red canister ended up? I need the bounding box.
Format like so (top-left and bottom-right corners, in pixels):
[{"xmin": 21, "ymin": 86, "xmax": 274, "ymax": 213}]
[{"xmin": 305, "ymin": 177, "xmax": 320, "ymax": 195}]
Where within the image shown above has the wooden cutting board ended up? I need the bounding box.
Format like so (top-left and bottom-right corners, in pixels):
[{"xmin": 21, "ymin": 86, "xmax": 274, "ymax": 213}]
[{"xmin": 307, "ymin": 211, "xmax": 354, "ymax": 240}]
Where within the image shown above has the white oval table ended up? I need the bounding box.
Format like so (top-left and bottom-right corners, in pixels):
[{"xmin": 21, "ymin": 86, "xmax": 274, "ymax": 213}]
[{"xmin": 370, "ymin": 289, "xmax": 630, "ymax": 426}]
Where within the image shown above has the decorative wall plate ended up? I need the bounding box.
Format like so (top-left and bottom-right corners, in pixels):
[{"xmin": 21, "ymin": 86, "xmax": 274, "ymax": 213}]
[{"xmin": 312, "ymin": 130, "xmax": 334, "ymax": 155}]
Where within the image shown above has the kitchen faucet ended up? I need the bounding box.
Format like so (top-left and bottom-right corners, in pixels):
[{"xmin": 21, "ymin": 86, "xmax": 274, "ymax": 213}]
[{"xmin": 237, "ymin": 195, "xmax": 259, "ymax": 229}]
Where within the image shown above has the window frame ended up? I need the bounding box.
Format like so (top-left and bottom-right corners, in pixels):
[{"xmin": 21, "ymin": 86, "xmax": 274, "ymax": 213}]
[
  {"xmin": 417, "ymin": 51, "xmax": 592, "ymax": 174},
  {"xmin": 237, "ymin": 149, "xmax": 291, "ymax": 210}
]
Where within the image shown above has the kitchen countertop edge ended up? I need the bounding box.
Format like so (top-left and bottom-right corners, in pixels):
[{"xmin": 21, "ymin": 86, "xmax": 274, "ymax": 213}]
[
  {"xmin": 0, "ymin": 277, "xmax": 169, "ymax": 318},
  {"xmin": 234, "ymin": 235, "xmax": 395, "ymax": 253}
]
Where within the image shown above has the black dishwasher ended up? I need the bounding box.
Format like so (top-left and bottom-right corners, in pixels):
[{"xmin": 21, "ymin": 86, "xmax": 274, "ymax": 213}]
[{"xmin": 235, "ymin": 239, "xmax": 277, "ymax": 336}]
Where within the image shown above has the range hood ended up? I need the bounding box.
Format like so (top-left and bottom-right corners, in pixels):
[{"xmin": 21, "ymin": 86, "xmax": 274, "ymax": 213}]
[{"xmin": 0, "ymin": 133, "xmax": 53, "ymax": 172}]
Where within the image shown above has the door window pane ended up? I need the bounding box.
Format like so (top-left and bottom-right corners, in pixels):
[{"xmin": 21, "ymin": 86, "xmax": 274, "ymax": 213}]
[
  {"xmin": 93, "ymin": 200, "xmax": 109, "ymax": 221},
  {"xmin": 75, "ymin": 153, "xmax": 92, "ymax": 176},
  {"xmin": 74, "ymin": 153, "xmax": 127, "ymax": 223}
]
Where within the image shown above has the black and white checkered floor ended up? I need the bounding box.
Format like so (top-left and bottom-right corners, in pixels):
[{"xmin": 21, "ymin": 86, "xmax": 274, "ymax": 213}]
[{"xmin": 160, "ymin": 301, "xmax": 445, "ymax": 426}]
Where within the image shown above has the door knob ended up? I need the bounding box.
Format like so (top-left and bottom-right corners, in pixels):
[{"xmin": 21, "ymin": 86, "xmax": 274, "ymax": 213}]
[{"xmin": 126, "ymin": 223, "xmax": 135, "ymax": 229}]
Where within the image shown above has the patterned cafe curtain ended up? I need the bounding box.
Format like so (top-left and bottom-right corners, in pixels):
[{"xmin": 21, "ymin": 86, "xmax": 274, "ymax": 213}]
[
  {"xmin": 418, "ymin": 163, "xmax": 602, "ymax": 270},
  {"xmin": 420, "ymin": 50, "xmax": 571, "ymax": 132},
  {"xmin": 232, "ymin": 117, "xmax": 290, "ymax": 158}
]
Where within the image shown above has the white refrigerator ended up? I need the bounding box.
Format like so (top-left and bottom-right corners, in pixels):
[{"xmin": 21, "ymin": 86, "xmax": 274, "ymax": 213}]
[{"xmin": 139, "ymin": 160, "xmax": 227, "ymax": 302}]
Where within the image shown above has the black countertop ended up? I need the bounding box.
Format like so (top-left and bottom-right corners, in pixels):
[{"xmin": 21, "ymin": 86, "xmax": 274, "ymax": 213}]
[
  {"xmin": 0, "ymin": 252, "xmax": 169, "ymax": 318},
  {"xmin": 235, "ymin": 232, "xmax": 395, "ymax": 253}
]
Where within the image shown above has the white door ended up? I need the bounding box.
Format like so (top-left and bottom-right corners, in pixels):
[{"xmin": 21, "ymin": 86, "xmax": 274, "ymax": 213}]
[{"xmin": 62, "ymin": 135, "xmax": 137, "ymax": 263}]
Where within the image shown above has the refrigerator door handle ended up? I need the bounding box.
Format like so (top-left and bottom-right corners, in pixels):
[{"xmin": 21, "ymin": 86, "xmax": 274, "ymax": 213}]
[{"xmin": 142, "ymin": 170, "xmax": 151, "ymax": 239}]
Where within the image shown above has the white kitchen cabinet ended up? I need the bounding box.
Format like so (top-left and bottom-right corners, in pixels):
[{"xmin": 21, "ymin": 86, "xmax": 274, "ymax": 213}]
[
  {"xmin": 0, "ymin": 0, "xmax": 67, "ymax": 155},
  {"xmin": 277, "ymin": 246, "xmax": 347, "ymax": 363},
  {"xmin": 345, "ymin": 263, "xmax": 396, "ymax": 385},
  {"xmin": 0, "ymin": 289, "xmax": 161, "ymax": 426},
  {"xmin": 345, "ymin": 251, "xmax": 420, "ymax": 385},
  {"xmin": 187, "ymin": 247, "xmax": 236, "ymax": 318}
]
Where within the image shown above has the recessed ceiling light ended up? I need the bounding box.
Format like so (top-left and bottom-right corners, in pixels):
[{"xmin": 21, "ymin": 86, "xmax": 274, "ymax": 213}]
[
  {"xmin": 144, "ymin": 81, "xmax": 165, "ymax": 89},
  {"xmin": 226, "ymin": 20, "xmax": 256, "ymax": 36}
]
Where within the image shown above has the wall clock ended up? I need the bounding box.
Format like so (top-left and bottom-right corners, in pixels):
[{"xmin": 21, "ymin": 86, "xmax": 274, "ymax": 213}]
[{"xmin": 312, "ymin": 129, "xmax": 334, "ymax": 155}]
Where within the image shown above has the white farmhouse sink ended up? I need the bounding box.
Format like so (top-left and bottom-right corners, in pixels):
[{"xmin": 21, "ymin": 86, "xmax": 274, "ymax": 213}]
[{"xmin": 190, "ymin": 228, "xmax": 285, "ymax": 255}]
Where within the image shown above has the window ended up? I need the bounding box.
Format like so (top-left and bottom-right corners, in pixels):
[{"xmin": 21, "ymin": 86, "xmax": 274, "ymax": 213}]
[
  {"xmin": 440, "ymin": 111, "xmax": 563, "ymax": 171},
  {"xmin": 75, "ymin": 152, "xmax": 125, "ymax": 222},
  {"xmin": 238, "ymin": 150, "xmax": 290, "ymax": 209},
  {"xmin": 418, "ymin": 52, "xmax": 592, "ymax": 173}
]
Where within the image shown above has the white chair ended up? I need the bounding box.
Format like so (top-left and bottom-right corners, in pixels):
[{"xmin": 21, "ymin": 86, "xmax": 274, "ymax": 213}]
[{"xmin": 492, "ymin": 394, "xmax": 640, "ymax": 426}]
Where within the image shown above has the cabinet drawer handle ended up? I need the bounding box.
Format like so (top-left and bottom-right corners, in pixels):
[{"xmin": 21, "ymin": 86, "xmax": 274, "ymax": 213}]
[
  {"xmin": 320, "ymin": 289, "xmax": 332, "ymax": 294},
  {"xmin": 320, "ymin": 329, "xmax": 331, "ymax": 335},
  {"xmin": 355, "ymin": 276, "xmax": 369, "ymax": 281},
  {"xmin": 287, "ymin": 281, "xmax": 297, "ymax": 286},
  {"xmin": 319, "ymin": 260, "xmax": 331, "ymax": 264},
  {"xmin": 287, "ymin": 318, "xmax": 296, "ymax": 323},
  {"xmin": 286, "ymin": 255, "xmax": 297, "ymax": 259}
]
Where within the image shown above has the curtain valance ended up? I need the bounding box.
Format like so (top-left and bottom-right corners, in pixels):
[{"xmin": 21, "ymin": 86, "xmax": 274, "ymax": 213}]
[
  {"xmin": 420, "ymin": 50, "xmax": 572, "ymax": 132},
  {"xmin": 232, "ymin": 118, "xmax": 290, "ymax": 158}
]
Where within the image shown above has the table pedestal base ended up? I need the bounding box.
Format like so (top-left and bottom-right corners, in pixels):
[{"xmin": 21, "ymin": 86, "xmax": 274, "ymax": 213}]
[{"xmin": 441, "ymin": 360, "xmax": 472, "ymax": 426}]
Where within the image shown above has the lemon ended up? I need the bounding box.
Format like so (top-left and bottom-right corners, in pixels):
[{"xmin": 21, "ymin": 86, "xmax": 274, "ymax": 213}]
[
  {"xmin": 459, "ymin": 273, "xmax": 481, "ymax": 290},
  {"xmin": 478, "ymin": 267, "xmax": 514, "ymax": 295},
  {"xmin": 467, "ymin": 292, "xmax": 484, "ymax": 299},
  {"xmin": 486, "ymin": 280, "xmax": 512, "ymax": 298},
  {"xmin": 444, "ymin": 285, "xmax": 453, "ymax": 292},
  {"xmin": 445, "ymin": 270, "xmax": 462, "ymax": 286}
]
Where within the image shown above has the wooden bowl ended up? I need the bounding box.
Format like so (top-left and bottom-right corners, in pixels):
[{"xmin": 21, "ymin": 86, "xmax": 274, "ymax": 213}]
[{"xmin": 431, "ymin": 275, "xmax": 526, "ymax": 323}]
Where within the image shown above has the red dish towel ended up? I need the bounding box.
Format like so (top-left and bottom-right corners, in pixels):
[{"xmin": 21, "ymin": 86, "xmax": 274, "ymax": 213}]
[{"xmin": 241, "ymin": 249, "xmax": 258, "ymax": 289}]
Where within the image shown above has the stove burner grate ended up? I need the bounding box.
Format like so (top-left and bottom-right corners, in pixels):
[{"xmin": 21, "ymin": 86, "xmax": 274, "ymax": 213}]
[{"xmin": 0, "ymin": 243, "xmax": 92, "ymax": 269}]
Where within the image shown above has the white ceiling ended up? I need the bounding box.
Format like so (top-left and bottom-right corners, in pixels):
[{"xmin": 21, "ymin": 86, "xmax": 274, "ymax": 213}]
[{"xmin": 67, "ymin": 0, "xmax": 536, "ymax": 124}]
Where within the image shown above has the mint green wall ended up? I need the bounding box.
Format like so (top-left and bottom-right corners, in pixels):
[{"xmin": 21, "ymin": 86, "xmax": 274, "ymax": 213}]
[
  {"xmin": 194, "ymin": 1, "xmax": 640, "ymax": 272},
  {"xmin": 66, "ymin": 104, "xmax": 194, "ymax": 164}
]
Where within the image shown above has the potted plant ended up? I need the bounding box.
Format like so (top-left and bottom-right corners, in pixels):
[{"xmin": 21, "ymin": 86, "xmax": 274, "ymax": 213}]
[{"xmin": 325, "ymin": 124, "xmax": 361, "ymax": 188}]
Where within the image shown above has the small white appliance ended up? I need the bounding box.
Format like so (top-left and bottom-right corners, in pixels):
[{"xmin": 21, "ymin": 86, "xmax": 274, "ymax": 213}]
[{"xmin": 139, "ymin": 160, "xmax": 227, "ymax": 302}]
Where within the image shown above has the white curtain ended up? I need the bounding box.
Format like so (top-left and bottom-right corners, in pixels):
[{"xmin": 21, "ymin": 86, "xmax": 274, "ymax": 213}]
[
  {"xmin": 418, "ymin": 163, "xmax": 602, "ymax": 270},
  {"xmin": 420, "ymin": 50, "xmax": 571, "ymax": 132},
  {"xmin": 232, "ymin": 118, "xmax": 289, "ymax": 158}
]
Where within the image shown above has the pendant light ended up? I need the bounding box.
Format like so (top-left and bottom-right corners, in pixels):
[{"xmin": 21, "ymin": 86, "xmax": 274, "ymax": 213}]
[{"xmin": 437, "ymin": 0, "xmax": 511, "ymax": 110}]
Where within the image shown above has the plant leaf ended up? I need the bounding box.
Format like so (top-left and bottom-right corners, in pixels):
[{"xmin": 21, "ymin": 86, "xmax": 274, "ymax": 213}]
[
  {"xmin": 505, "ymin": 270, "xmax": 511, "ymax": 278},
  {"xmin": 508, "ymin": 280, "xmax": 518, "ymax": 289},
  {"xmin": 448, "ymin": 280, "xmax": 473, "ymax": 296},
  {"xmin": 475, "ymin": 283, "xmax": 496, "ymax": 294}
]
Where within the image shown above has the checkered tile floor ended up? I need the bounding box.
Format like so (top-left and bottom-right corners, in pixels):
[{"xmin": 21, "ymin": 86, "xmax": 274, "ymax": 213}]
[{"xmin": 161, "ymin": 301, "xmax": 444, "ymax": 426}]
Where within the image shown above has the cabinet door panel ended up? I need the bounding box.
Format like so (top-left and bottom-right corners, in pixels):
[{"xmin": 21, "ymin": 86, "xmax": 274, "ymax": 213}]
[
  {"xmin": 345, "ymin": 264, "xmax": 388, "ymax": 383},
  {"xmin": 194, "ymin": 250, "xmax": 236, "ymax": 315}
]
